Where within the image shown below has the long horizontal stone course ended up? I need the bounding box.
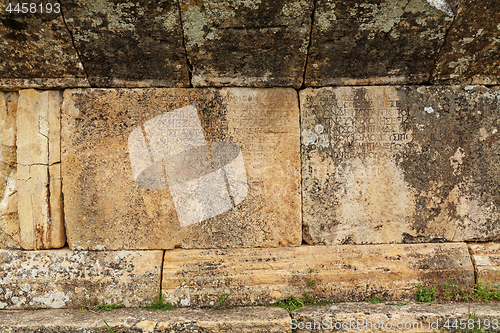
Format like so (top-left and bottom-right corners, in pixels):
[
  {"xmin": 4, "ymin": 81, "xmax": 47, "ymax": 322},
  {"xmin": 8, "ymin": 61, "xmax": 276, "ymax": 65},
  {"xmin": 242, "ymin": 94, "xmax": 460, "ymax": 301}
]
[
  {"xmin": 161, "ymin": 243, "xmax": 473, "ymax": 307},
  {"xmin": 468, "ymin": 243, "xmax": 500, "ymax": 286},
  {"xmin": 292, "ymin": 303, "xmax": 500, "ymax": 332},
  {"xmin": 0, "ymin": 249, "xmax": 162, "ymax": 310},
  {"xmin": 301, "ymin": 85, "xmax": 500, "ymax": 245},
  {"xmin": 0, "ymin": 307, "xmax": 291, "ymax": 333}
]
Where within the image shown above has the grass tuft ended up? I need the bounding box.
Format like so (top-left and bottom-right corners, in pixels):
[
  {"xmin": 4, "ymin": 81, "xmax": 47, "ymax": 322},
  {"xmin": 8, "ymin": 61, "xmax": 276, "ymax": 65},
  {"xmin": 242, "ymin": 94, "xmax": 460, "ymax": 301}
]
[
  {"xmin": 142, "ymin": 291, "xmax": 176, "ymax": 311},
  {"xmin": 95, "ymin": 299, "xmax": 123, "ymax": 311}
]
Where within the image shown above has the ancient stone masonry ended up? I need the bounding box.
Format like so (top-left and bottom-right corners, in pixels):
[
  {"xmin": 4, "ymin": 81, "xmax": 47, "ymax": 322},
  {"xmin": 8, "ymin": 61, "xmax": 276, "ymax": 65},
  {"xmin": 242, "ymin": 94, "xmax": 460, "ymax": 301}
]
[
  {"xmin": 0, "ymin": 0, "xmax": 88, "ymax": 90},
  {"xmin": 301, "ymin": 86, "xmax": 500, "ymax": 245},
  {"xmin": 61, "ymin": 88, "xmax": 301, "ymax": 250}
]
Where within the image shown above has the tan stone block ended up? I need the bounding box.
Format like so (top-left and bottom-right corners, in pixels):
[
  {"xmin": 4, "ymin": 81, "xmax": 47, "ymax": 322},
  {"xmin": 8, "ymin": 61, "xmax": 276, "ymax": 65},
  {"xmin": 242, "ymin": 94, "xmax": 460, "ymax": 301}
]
[
  {"xmin": 301, "ymin": 86, "xmax": 500, "ymax": 245},
  {"xmin": 17, "ymin": 89, "xmax": 64, "ymax": 250},
  {"xmin": 468, "ymin": 243, "xmax": 500, "ymax": 286},
  {"xmin": 62, "ymin": 88, "xmax": 301, "ymax": 250},
  {"xmin": 0, "ymin": 249, "xmax": 163, "ymax": 309},
  {"xmin": 0, "ymin": 92, "xmax": 19, "ymax": 249},
  {"xmin": 161, "ymin": 243, "xmax": 473, "ymax": 307}
]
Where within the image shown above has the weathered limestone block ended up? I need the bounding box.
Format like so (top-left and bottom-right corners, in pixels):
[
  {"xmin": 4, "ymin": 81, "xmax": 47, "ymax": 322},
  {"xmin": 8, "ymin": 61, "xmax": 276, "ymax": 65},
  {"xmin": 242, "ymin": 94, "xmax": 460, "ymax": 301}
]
[
  {"xmin": 161, "ymin": 243, "xmax": 473, "ymax": 306},
  {"xmin": 0, "ymin": 307, "xmax": 291, "ymax": 332},
  {"xmin": 432, "ymin": 0, "xmax": 500, "ymax": 85},
  {"xmin": 62, "ymin": 88, "xmax": 301, "ymax": 250},
  {"xmin": 0, "ymin": 1, "xmax": 89, "ymax": 90},
  {"xmin": 17, "ymin": 89, "xmax": 65, "ymax": 250},
  {"xmin": 0, "ymin": 92, "xmax": 19, "ymax": 249},
  {"xmin": 292, "ymin": 303, "xmax": 500, "ymax": 333},
  {"xmin": 0, "ymin": 249, "xmax": 162, "ymax": 309},
  {"xmin": 301, "ymin": 86, "xmax": 500, "ymax": 245},
  {"xmin": 468, "ymin": 243, "xmax": 500, "ymax": 286},
  {"xmin": 180, "ymin": 0, "xmax": 313, "ymax": 88},
  {"xmin": 60, "ymin": 0, "xmax": 189, "ymax": 87},
  {"xmin": 305, "ymin": 0, "xmax": 454, "ymax": 86}
]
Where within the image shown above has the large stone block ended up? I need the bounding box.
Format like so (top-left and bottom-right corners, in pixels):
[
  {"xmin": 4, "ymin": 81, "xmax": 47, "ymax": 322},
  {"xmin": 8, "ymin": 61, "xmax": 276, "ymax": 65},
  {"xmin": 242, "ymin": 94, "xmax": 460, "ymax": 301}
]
[
  {"xmin": 432, "ymin": 0, "xmax": 500, "ymax": 85},
  {"xmin": 60, "ymin": 0, "xmax": 189, "ymax": 87},
  {"xmin": 180, "ymin": 0, "xmax": 313, "ymax": 88},
  {"xmin": 468, "ymin": 243, "xmax": 500, "ymax": 286},
  {"xmin": 0, "ymin": 92, "xmax": 19, "ymax": 249},
  {"xmin": 17, "ymin": 89, "xmax": 65, "ymax": 250},
  {"xmin": 0, "ymin": 249, "xmax": 162, "ymax": 309},
  {"xmin": 0, "ymin": 1, "xmax": 89, "ymax": 90},
  {"xmin": 61, "ymin": 88, "xmax": 301, "ymax": 250},
  {"xmin": 161, "ymin": 243, "xmax": 473, "ymax": 307},
  {"xmin": 301, "ymin": 86, "xmax": 500, "ymax": 245},
  {"xmin": 305, "ymin": 0, "xmax": 454, "ymax": 86}
]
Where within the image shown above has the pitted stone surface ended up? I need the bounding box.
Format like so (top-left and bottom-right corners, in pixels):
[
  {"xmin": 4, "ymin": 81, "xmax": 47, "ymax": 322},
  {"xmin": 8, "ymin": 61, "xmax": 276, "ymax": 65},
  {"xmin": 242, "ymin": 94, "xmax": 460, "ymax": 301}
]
[
  {"xmin": 468, "ymin": 243, "xmax": 500, "ymax": 286},
  {"xmin": 305, "ymin": 0, "xmax": 454, "ymax": 86},
  {"xmin": 0, "ymin": 249, "xmax": 162, "ymax": 309},
  {"xmin": 61, "ymin": 88, "xmax": 301, "ymax": 250},
  {"xmin": 0, "ymin": 307, "xmax": 291, "ymax": 332},
  {"xmin": 16, "ymin": 90, "xmax": 64, "ymax": 250},
  {"xmin": 0, "ymin": 1, "xmax": 88, "ymax": 90},
  {"xmin": 161, "ymin": 243, "xmax": 473, "ymax": 306},
  {"xmin": 180, "ymin": 0, "xmax": 313, "ymax": 88},
  {"xmin": 432, "ymin": 0, "xmax": 500, "ymax": 85},
  {"xmin": 301, "ymin": 86, "xmax": 500, "ymax": 245},
  {"xmin": 0, "ymin": 92, "xmax": 19, "ymax": 249},
  {"xmin": 60, "ymin": 0, "xmax": 189, "ymax": 87}
]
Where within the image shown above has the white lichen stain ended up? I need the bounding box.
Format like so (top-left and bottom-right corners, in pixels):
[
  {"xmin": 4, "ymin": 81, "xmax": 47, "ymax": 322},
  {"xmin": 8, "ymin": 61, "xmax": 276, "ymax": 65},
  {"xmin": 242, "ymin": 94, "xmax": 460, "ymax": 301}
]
[
  {"xmin": 316, "ymin": 2, "xmax": 336, "ymax": 31},
  {"xmin": 180, "ymin": 295, "xmax": 191, "ymax": 306},
  {"xmin": 302, "ymin": 124, "xmax": 329, "ymax": 148},
  {"xmin": 424, "ymin": 106, "xmax": 434, "ymax": 114},
  {"xmin": 357, "ymin": 0, "xmax": 405, "ymax": 38},
  {"xmin": 450, "ymin": 147, "xmax": 465, "ymax": 175},
  {"xmin": 33, "ymin": 290, "xmax": 70, "ymax": 308},
  {"xmin": 425, "ymin": 0, "xmax": 454, "ymax": 16},
  {"xmin": 183, "ymin": 6, "xmax": 208, "ymax": 48},
  {"xmin": 282, "ymin": 0, "xmax": 307, "ymax": 18}
]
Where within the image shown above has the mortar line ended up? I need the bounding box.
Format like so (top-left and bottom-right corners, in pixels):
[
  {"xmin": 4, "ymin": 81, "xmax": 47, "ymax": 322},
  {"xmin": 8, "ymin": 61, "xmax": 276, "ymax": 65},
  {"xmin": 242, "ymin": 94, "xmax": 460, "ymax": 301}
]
[
  {"xmin": 176, "ymin": 0, "xmax": 193, "ymax": 87},
  {"xmin": 300, "ymin": 0, "xmax": 317, "ymax": 89},
  {"xmin": 159, "ymin": 249, "xmax": 166, "ymax": 297},
  {"xmin": 466, "ymin": 242, "xmax": 479, "ymax": 285}
]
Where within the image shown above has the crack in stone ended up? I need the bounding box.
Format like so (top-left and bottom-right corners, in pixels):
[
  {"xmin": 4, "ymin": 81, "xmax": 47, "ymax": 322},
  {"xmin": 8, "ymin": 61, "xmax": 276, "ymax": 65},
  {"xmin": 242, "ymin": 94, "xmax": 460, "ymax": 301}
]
[
  {"xmin": 176, "ymin": 0, "xmax": 193, "ymax": 88},
  {"xmin": 300, "ymin": 0, "xmax": 317, "ymax": 89},
  {"xmin": 57, "ymin": 0, "xmax": 91, "ymax": 87}
]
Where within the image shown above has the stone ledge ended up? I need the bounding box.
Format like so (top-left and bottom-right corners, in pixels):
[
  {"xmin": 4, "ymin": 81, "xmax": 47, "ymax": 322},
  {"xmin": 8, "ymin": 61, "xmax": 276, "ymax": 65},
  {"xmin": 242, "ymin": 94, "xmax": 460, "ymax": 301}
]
[
  {"xmin": 0, "ymin": 307, "xmax": 291, "ymax": 333},
  {"xmin": 292, "ymin": 302, "xmax": 500, "ymax": 332}
]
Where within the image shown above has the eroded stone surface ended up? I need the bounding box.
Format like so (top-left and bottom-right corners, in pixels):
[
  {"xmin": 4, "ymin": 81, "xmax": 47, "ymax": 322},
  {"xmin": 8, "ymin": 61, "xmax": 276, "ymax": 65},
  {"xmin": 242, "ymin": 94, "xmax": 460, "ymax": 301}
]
[
  {"xmin": 0, "ymin": 307, "xmax": 290, "ymax": 332},
  {"xmin": 432, "ymin": 0, "xmax": 500, "ymax": 85},
  {"xmin": 305, "ymin": 0, "xmax": 454, "ymax": 86},
  {"xmin": 0, "ymin": 92, "xmax": 19, "ymax": 249},
  {"xmin": 60, "ymin": 0, "xmax": 189, "ymax": 87},
  {"xmin": 180, "ymin": 0, "xmax": 313, "ymax": 88},
  {"xmin": 469, "ymin": 243, "xmax": 500, "ymax": 286},
  {"xmin": 292, "ymin": 303, "xmax": 500, "ymax": 332},
  {"xmin": 301, "ymin": 86, "xmax": 500, "ymax": 245},
  {"xmin": 62, "ymin": 88, "xmax": 301, "ymax": 250},
  {"xmin": 17, "ymin": 90, "xmax": 65, "ymax": 250},
  {"xmin": 0, "ymin": 249, "xmax": 162, "ymax": 309},
  {"xmin": 0, "ymin": 1, "xmax": 89, "ymax": 90},
  {"xmin": 161, "ymin": 243, "xmax": 473, "ymax": 306}
]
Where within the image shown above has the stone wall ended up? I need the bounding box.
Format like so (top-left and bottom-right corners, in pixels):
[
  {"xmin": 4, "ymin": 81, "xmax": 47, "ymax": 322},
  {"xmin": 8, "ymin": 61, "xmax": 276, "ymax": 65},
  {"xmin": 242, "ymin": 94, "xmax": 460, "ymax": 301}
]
[{"xmin": 0, "ymin": 0, "xmax": 499, "ymax": 311}]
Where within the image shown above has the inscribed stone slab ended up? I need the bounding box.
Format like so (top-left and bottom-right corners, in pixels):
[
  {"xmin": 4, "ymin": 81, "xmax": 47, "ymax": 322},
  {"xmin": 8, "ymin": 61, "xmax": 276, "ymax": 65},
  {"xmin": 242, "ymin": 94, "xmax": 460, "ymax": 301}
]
[
  {"xmin": 432, "ymin": 0, "xmax": 500, "ymax": 85},
  {"xmin": 179, "ymin": 0, "xmax": 313, "ymax": 88},
  {"xmin": 61, "ymin": 88, "xmax": 301, "ymax": 250},
  {"xmin": 301, "ymin": 86, "xmax": 500, "ymax": 245},
  {"xmin": 17, "ymin": 90, "xmax": 65, "ymax": 250},
  {"xmin": 0, "ymin": 1, "xmax": 88, "ymax": 90},
  {"xmin": 60, "ymin": 0, "xmax": 189, "ymax": 87},
  {"xmin": 0, "ymin": 249, "xmax": 163, "ymax": 309},
  {"xmin": 305, "ymin": 0, "xmax": 454, "ymax": 86},
  {"xmin": 0, "ymin": 92, "xmax": 19, "ymax": 249},
  {"xmin": 161, "ymin": 243, "xmax": 473, "ymax": 306}
]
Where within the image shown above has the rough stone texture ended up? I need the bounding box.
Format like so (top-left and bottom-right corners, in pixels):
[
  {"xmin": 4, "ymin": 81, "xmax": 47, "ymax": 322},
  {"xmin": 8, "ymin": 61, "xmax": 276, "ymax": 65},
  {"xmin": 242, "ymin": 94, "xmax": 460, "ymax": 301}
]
[
  {"xmin": 469, "ymin": 243, "xmax": 500, "ymax": 286},
  {"xmin": 0, "ymin": 249, "xmax": 162, "ymax": 309},
  {"xmin": 432, "ymin": 0, "xmax": 500, "ymax": 85},
  {"xmin": 0, "ymin": 307, "xmax": 291, "ymax": 332},
  {"xmin": 180, "ymin": 0, "xmax": 313, "ymax": 88},
  {"xmin": 62, "ymin": 88, "xmax": 301, "ymax": 250},
  {"xmin": 0, "ymin": 0, "xmax": 89, "ymax": 90},
  {"xmin": 0, "ymin": 92, "xmax": 19, "ymax": 249},
  {"xmin": 305, "ymin": 0, "xmax": 454, "ymax": 86},
  {"xmin": 16, "ymin": 90, "xmax": 65, "ymax": 250},
  {"xmin": 161, "ymin": 243, "xmax": 473, "ymax": 307},
  {"xmin": 292, "ymin": 303, "xmax": 500, "ymax": 332},
  {"xmin": 301, "ymin": 86, "xmax": 500, "ymax": 245},
  {"xmin": 60, "ymin": 0, "xmax": 189, "ymax": 88}
]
